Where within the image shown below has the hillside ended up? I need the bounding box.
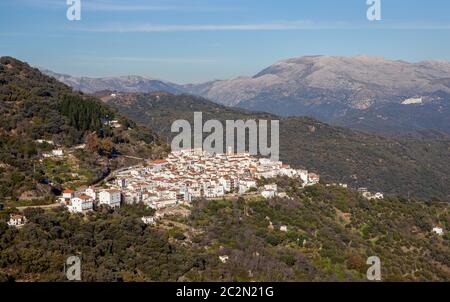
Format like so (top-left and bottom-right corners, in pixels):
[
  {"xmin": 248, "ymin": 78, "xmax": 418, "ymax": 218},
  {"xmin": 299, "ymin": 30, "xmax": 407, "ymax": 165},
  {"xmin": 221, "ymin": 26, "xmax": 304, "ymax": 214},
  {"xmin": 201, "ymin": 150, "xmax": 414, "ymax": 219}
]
[
  {"xmin": 102, "ymin": 92, "xmax": 450, "ymax": 202},
  {"xmin": 0, "ymin": 184, "xmax": 448, "ymax": 281},
  {"xmin": 0, "ymin": 57, "xmax": 167, "ymax": 203}
]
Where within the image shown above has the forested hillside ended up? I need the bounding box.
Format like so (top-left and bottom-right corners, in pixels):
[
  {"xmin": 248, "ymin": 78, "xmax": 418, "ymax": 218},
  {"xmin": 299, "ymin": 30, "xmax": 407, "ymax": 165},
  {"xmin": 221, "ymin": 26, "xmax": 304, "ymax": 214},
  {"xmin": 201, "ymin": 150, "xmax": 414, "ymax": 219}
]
[
  {"xmin": 103, "ymin": 92, "xmax": 450, "ymax": 202},
  {"xmin": 0, "ymin": 184, "xmax": 448, "ymax": 281},
  {"xmin": 0, "ymin": 57, "xmax": 167, "ymax": 203}
]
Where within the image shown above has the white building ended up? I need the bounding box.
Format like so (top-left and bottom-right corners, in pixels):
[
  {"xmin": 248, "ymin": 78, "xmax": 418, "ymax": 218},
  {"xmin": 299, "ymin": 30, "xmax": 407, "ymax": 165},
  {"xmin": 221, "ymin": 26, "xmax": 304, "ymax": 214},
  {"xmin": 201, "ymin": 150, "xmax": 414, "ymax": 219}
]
[
  {"xmin": 52, "ymin": 149, "xmax": 64, "ymax": 157},
  {"xmin": 277, "ymin": 192, "xmax": 288, "ymax": 198},
  {"xmin": 124, "ymin": 190, "xmax": 142, "ymax": 205},
  {"xmin": 7, "ymin": 214, "xmax": 27, "ymax": 228},
  {"xmin": 99, "ymin": 190, "xmax": 121, "ymax": 208},
  {"xmin": 432, "ymin": 227, "xmax": 444, "ymax": 236},
  {"xmin": 261, "ymin": 190, "xmax": 277, "ymax": 199},
  {"xmin": 141, "ymin": 216, "xmax": 155, "ymax": 225},
  {"xmin": 280, "ymin": 225, "xmax": 288, "ymax": 232},
  {"xmin": 297, "ymin": 169, "xmax": 309, "ymax": 186},
  {"xmin": 219, "ymin": 255, "xmax": 229, "ymax": 264},
  {"xmin": 238, "ymin": 179, "xmax": 257, "ymax": 194},
  {"xmin": 85, "ymin": 187, "xmax": 97, "ymax": 200},
  {"xmin": 219, "ymin": 176, "xmax": 236, "ymax": 193},
  {"xmin": 264, "ymin": 184, "xmax": 278, "ymax": 191},
  {"xmin": 35, "ymin": 139, "xmax": 54, "ymax": 145},
  {"xmin": 59, "ymin": 189, "xmax": 77, "ymax": 204},
  {"xmin": 362, "ymin": 191, "xmax": 384, "ymax": 200},
  {"xmin": 149, "ymin": 199, "xmax": 177, "ymax": 210},
  {"xmin": 307, "ymin": 173, "xmax": 320, "ymax": 186},
  {"xmin": 68, "ymin": 195, "xmax": 94, "ymax": 213}
]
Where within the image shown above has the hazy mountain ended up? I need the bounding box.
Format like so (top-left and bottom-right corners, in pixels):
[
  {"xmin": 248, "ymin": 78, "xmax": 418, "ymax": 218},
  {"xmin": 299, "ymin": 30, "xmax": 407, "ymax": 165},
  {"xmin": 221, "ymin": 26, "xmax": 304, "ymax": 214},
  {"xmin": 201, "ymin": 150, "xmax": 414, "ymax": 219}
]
[
  {"xmin": 187, "ymin": 55, "xmax": 450, "ymax": 108},
  {"xmin": 185, "ymin": 56, "xmax": 450, "ymax": 134},
  {"xmin": 43, "ymin": 55, "xmax": 450, "ymax": 134},
  {"xmin": 41, "ymin": 69, "xmax": 183, "ymax": 94}
]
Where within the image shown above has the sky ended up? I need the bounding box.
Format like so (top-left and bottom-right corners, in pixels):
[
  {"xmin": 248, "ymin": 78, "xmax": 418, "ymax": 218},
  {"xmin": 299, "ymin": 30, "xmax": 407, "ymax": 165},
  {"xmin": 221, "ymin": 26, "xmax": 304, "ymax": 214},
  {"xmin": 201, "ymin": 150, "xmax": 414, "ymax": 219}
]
[{"xmin": 0, "ymin": 0, "xmax": 450, "ymax": 83}]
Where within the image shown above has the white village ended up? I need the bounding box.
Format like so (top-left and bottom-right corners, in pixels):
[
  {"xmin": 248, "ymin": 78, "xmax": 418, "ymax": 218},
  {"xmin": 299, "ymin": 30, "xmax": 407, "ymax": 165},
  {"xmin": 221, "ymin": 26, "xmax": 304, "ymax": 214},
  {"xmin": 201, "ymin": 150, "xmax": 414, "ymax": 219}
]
[
  {"xmin": 57, "ymin": 148, "xmax": 320, "ymax": 215},
  {"xmin": 7, "ymin": 148, "xmax": 406, "ymax": 232}
]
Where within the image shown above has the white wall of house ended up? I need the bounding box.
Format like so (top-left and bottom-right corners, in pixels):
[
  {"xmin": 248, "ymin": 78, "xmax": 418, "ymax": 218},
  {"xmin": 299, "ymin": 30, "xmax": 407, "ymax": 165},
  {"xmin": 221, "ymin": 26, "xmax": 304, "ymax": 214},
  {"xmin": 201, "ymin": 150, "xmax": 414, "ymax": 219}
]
[
  {"xmin": 99, "ymin": 190, "xmax": 121, "ymax": 208},
  {"xmin": 68, "ymin": 197, "xmax": 93, "ymax": 213}
]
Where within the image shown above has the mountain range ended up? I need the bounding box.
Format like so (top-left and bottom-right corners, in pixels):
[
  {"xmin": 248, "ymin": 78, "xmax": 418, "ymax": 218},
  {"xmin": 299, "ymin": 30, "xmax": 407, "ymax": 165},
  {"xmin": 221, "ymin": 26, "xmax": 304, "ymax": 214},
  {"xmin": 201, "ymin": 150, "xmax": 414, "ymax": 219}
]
[
  {"xmin": 41, "ymin": 55, "xmax": 450, "ymax": 135},
  {"xmin": 41, "ymin": 69, "xmax": 184, "ymax": 95}
]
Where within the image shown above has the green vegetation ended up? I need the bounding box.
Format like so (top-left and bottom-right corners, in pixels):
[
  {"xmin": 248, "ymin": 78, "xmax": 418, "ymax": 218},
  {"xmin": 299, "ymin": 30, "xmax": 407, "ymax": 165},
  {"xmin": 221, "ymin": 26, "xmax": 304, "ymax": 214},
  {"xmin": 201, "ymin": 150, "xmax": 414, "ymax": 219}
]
[
  {"xmin": 60, "ymin": 95, "xmax": 109, "ymax": 132},
  {"xmin": 0, "ymin": 185, "xmax": 448, "ymax": 281}
]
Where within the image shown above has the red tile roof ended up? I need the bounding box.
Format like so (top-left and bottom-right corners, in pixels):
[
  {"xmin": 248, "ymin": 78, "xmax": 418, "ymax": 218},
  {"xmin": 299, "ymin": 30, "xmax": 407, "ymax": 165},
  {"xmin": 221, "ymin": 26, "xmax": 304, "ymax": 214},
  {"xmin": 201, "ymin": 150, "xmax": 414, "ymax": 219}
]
[{"xmin": 151, "ymin": 160, "xmax": 168, "ymax": 165}]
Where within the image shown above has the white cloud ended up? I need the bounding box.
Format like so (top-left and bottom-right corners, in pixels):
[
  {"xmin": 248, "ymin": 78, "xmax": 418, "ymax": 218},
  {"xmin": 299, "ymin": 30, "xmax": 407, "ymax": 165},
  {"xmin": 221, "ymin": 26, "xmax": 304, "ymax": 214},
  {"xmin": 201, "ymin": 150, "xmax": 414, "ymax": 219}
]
[
  {"xmin": 75, "ymin": 20, "xmax": 450, "ymax": 33},
  {"xmin": 107, "ymin": 56, "xmax": 217, "ymax": 64},
  {"xmin": 79, "ymin": 21, "xmax": 323, "ymax": 33}
]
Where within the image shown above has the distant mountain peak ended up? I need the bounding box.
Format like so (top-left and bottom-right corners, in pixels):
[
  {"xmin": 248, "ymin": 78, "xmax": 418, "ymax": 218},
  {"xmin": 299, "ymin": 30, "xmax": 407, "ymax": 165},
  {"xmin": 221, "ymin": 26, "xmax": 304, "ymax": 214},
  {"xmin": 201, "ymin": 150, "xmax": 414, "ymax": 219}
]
[
  {"xmin": 39, "ymin": 55, "xmax": 450, "ymax": 134},
  {"xmin": 41, "ymin": 68, "xmax": 183, "ymax": 94}
]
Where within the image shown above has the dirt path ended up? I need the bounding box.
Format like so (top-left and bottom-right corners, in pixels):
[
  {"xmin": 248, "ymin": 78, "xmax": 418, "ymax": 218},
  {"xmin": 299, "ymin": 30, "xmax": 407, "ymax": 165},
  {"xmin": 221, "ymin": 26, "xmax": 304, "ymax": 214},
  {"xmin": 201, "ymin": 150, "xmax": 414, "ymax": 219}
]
[{"xmin": 8, "ymin": 203, "xmax": 63, "ymax": 211}]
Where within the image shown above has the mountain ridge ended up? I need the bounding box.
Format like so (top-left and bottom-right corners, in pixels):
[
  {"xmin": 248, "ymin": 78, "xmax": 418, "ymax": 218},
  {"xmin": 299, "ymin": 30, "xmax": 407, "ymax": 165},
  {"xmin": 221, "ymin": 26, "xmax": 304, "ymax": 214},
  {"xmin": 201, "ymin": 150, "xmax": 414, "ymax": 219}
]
[{"xmin": 41, "ymin": 55, "xmax": 450, "ymax": 135}]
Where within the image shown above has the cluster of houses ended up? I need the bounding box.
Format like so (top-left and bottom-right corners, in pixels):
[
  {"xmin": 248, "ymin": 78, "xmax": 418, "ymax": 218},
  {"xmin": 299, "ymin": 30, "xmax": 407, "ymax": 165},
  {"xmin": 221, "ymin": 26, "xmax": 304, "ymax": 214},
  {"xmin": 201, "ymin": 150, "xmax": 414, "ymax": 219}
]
[
  {"xmin": 5, "ymin": 149, "xmax": 448, "ymax": 240},
  {"xmin": 100, "ymin": 149, "xmax": 320, "ymax": 210},
  {"xmin": 42, "ymin": 149, "xmax": 64, "ymax": 158},
  {"xmin": 58, "ymin": 187, "xmax": 121, "ymax": 214},
  {"xmin": 358, "ymin": 187, "xmax": 384, "ymax": 200}
]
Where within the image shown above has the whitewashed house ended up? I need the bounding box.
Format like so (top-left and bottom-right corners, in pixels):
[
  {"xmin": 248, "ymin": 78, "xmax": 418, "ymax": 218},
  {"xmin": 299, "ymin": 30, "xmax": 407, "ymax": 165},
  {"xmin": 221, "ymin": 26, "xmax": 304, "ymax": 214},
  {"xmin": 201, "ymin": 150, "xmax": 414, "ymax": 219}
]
[
  {"xmin": 261, "ymin": 188, "xmax": 277, "ymax": 199},
  {"xmin": 362, "ymin": 191, "xmax": 384, "ymax": 200},
  {"xmin": 219, "ymin": 255, "xmax": 229, "ymax": 264},
  {"xmin": 238, "ymin": 179, "xmax": 257, "ymax": 194},
  {"xmin": 277, "ymin": 192, "xmax": 288, "ymax": 198},
  {"xmin": 68, "ymin": 195, "xmax": 94, "ymax": 213},
  {"xmin": 307, "ymin": 173, "xmax": 320, "ymax": 186},
  {"xmin": 85, "ymin": 187, "xmax": 97, "ymax": 200},
  {"xmin": 52, "ymin": 149, "xmax": 64, "ymax": 157},
  {"xmin": 7, "ymin": 214, "xmax": 27, "ymax": 228},
  {"xmin": 99, "ymin": 190, "xmax": 121, "ymax": 208},
  {"xmin": 280, "ymin": 225, "xmax": 288, "ymax": 232},
  {"xmin": 432, "ymin": 227, "xmax": 444, "ymax": 236},
  {"xmin": 219, "ymin": 176, "xmax": 236, "ymax": 193},
  {"xmin": 149, "ymin": 199, "xmax": 177, "ymax": 210},
  {"xmin": 280, "ymin": 165, "xmax": 296, "ymax": 177},
  {"xmin": 264, "ymin": 184, "xmax": 278, "ymax": 192},
  {"xmin": 59, "ymin": 189, "xmax": 77, "ymax": 204},
  {"xmin": 297, "ymin": 169, "xmax": 309, "ymax": 186},
  {"xmin": 124, "ymin": 190, "xmax": 142, "ymax": 205},
  {"xmin": 141, "ymin": 216, "xmax": 155, "ymax": 225}
]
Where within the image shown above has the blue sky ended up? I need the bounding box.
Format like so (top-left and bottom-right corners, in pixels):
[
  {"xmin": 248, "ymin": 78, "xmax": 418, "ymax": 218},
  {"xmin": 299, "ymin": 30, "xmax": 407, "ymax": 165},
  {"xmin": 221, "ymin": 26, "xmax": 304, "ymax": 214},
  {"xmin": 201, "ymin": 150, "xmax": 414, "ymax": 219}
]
[{"xmin": 1, "ymin": 0, "xmax": 450, "ymax": 83}]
